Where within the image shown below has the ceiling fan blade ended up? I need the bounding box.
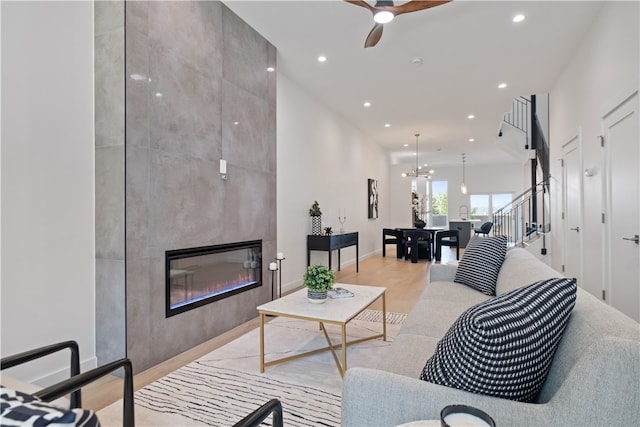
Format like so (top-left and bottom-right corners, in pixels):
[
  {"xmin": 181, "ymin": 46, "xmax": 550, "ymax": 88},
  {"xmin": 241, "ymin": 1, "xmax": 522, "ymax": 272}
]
[
  {"xmin": 365, "ymin": 23, "xmax": 384, "ymax": 48},
  {"xmin": 392, "ymin": 0, "xmax": 451, "ymax": 16},
  {"xmin": 344, "ymin": 0, "xmax": 375, "ymax": 13}
]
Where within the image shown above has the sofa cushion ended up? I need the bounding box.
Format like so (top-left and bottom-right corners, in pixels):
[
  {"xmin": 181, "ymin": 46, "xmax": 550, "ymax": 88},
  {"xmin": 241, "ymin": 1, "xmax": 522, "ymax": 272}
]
[
  {"xmin": 377, "ymin": 334, "xmax": 441, "ymax": 378},
  {"xmin": 453, "ymin": 235, "xmax": 507, "ymax": 295},
  {"xmin": 495, "ymin": 248, "xmax": 562, "ymax": 295},
  {"xmin": 0, "ymin": 386, "xmax": 100, "ymax": 427},
  {"xmin": 419, "ymin": 277, "xmax": 577, "ymax": 402},
  {"xmin": 401, "ymin": 281, "xmax": 489, "ymax": 340}
]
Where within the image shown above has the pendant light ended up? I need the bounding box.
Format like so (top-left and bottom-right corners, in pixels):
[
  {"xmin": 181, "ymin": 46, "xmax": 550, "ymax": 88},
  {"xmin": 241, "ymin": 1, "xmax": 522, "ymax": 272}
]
[{"xmin": 460, "ymin": 153, "xmax": 468, "ymax": 194}]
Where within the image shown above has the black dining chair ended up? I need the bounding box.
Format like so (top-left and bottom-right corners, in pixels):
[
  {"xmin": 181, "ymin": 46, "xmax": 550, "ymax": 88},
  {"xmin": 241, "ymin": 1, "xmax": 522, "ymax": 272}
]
[
  {"xmin": 435, "ymin": 229, "xmax": 459, "ymax": 261},
  {"xmin": 403, "ymin": 229, "xmax": 432, "ymax": 263},
  {"xmin": 382, "ymin": 228, "xmax": 404, "ymax": 258},
  {"xmin": 473, "ymin": 221, "xmax": 494, "ymax": 236}
]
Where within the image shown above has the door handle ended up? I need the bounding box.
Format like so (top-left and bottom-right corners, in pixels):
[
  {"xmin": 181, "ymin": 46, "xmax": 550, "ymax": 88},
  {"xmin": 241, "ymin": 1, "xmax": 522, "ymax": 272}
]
[
  {"xmin": 570, "ymin": 227, "xmax": 580, "ymax": 232},
  {"xmin": 622, "ymin": 234, "xmax": 639, "ymax": 244}
]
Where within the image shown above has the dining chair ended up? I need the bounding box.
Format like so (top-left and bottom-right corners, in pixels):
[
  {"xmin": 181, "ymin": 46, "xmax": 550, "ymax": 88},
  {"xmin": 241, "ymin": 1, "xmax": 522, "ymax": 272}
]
[
  {"xmin": 435, "ymin": 229, "xmax": 459, "ymax": 261},
  {"xmin": 473, "ymin": 221, "xmax": 494, "ymax": 236}
]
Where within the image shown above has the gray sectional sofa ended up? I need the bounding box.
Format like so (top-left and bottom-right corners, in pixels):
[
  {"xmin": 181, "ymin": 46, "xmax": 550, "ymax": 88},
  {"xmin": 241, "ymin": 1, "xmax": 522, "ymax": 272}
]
[{"xmin": 342, "ymin": 248, "xmax": 640, "ymax": 426}]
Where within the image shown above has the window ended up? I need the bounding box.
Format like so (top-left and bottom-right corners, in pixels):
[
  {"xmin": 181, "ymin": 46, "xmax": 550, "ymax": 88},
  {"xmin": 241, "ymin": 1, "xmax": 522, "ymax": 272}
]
[
  {"xmin": 470, "ymin": 193, "xmax": 513, "ymax": 223},
  {"xmin": 431, "ymin": 181, "xmax": 448, "ymax": 226}
]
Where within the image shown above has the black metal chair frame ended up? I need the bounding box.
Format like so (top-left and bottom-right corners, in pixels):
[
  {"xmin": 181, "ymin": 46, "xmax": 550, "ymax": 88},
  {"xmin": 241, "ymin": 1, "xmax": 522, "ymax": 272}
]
[
  {"xmin": 232, "ymin": 398, "xmax": 283, "ymax": 427},
  {"xmin": 1, "ymin": 340, "xmax": 134, "ymax": 427},
  {"xmin": 435, "ymin": 229, "xmax": 460, "ymax": 261}
]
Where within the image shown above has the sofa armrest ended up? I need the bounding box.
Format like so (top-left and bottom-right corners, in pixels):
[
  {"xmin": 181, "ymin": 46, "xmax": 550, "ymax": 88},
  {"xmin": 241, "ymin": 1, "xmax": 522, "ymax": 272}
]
[
  {"xmin": 342, "ymin": 368, "xmax": 552, "ymax": 427},
  {"xmin": 428, "ymin": 264, "xmax": 457, "ymax": 283}
]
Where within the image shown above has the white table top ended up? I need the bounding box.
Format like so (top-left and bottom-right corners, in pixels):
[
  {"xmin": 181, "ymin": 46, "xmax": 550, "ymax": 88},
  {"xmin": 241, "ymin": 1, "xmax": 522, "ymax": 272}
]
[{"xmin": 257, "ymin": 283, "xmax": 385, "ymax": 324}]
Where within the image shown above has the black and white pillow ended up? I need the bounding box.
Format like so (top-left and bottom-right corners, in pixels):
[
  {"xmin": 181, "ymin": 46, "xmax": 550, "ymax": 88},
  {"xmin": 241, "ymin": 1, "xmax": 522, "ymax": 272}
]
[
  {"xmin": 420, "ymin": 277, "xmax": 577, "ymax": 402},
  {"xmin": 454, "ymin": 235, "xmax": 507, "ymax": 295},
  {"xmin": 0, "ymin": 386, "xmax": 100, "ymax": 427}
]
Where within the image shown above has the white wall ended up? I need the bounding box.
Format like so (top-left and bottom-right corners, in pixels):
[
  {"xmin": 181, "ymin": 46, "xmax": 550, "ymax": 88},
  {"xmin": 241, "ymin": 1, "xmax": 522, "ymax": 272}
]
[
  {"xmin": 549, "ymin": 1, "xmax": 639, "ymax": 297},
  {"xmin": 1, "ymin": 1, "xmax": 96, "ymax": 384},
  {"xmin": 277, "ymin": 74, "xmax": 389, "ymax": 292}
]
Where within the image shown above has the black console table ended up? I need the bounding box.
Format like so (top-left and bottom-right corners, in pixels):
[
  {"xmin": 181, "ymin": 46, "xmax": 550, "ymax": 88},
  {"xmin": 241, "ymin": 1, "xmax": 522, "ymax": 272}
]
[{"xmin": 307, "ymin": 232, "xmax": 359, "ymax": 272}]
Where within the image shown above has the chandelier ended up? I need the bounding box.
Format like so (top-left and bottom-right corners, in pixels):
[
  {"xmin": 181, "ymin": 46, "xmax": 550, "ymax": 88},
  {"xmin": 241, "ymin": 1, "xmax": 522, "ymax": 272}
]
[{"xmin": 402, "ymin": 133, "xmax": 433, "ymax": 179}]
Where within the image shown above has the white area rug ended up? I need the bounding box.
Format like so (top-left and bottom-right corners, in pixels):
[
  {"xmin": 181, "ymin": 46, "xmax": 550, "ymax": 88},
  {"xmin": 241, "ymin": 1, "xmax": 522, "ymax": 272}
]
[{"xmin": 98, "ymin": 309, "xmax": 406, "ymax": 426}]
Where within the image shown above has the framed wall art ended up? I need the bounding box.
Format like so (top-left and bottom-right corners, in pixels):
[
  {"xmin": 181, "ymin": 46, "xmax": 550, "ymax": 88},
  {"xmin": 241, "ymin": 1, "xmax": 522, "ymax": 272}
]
[{"xmin": 368, "ymin": 179, "xmax": 378, "ymax": 219}]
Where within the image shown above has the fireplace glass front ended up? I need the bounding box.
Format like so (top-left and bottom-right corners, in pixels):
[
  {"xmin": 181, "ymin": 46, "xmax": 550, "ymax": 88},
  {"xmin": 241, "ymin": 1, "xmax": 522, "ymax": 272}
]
[{"xmin": 166, "ymin": 240, "xmax": 262, "ymax": 317}]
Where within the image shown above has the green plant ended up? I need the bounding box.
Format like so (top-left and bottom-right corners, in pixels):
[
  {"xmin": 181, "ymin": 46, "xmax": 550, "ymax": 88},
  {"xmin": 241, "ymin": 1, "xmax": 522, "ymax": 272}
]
[
  {"xmin": 303, "ymin": 265, "xmax": 335, "ymax": 291},
  {"xmin": 309, "ymin": 200, "xmax": 322, "ymax": 217}
]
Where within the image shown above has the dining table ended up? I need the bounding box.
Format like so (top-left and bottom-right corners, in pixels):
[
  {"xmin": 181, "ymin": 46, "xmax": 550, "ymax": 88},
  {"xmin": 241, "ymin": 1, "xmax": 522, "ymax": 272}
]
[{"xmin": 396, "ymin": 226, "xmax": 445, "ymax": 263}]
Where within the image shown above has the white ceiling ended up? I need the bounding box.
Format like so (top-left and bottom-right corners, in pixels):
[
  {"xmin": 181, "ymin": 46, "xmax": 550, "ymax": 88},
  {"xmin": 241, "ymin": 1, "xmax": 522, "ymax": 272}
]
[{"xmin": 223, "ymin": 0, "xmax": 603, "ymax": 167}]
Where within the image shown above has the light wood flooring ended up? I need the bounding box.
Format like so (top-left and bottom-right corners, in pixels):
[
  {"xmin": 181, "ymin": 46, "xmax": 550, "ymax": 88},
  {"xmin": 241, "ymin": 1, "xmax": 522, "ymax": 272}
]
[{"xmin": 83, "ymin": 246, "xmax": 459, "ymax": 412}]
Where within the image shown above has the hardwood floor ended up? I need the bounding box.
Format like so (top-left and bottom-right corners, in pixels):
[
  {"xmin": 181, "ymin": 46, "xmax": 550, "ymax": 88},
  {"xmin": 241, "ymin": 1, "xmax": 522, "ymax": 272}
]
[{"xmin": 83, "ymin": 246, "xmax": 459, "ymax": 412}]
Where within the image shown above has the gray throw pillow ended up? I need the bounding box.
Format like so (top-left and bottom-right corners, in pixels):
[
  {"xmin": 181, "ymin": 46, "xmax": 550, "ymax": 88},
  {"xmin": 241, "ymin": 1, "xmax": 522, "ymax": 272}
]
[
  {"xmin": 454, "ymin": 235, "xmax": 507, "ymax": 295},
  {"xmin": 420, "ymin": 277, "xmax": 577, "ymax": 402}
]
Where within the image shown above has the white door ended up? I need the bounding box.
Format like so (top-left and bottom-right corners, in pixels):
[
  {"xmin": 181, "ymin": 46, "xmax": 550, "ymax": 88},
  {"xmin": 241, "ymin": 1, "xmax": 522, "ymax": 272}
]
[
  {"xmin": 604, "ymin": 92, "xmax": 640, "ymax": 322},
  {"xmin": 562, "ymin": 136, "xmax": 583, "ymax": 285}
]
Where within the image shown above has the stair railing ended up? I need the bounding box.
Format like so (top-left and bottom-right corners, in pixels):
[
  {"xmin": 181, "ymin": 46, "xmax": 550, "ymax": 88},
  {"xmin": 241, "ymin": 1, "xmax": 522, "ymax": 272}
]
[
  {"xmin": 503, "ymin": 96, "xmax": 530, "ymax": 135},
  {"xmin": 493, "ymin": 181, "xmax": 548, "ymax": 251}
]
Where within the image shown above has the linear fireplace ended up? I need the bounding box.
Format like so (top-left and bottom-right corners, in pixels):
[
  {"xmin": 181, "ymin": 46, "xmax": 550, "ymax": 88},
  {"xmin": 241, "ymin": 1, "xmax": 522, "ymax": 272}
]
[{"xmin": 165, "ymin": 240, "xmax": 262, "ymax": 317}]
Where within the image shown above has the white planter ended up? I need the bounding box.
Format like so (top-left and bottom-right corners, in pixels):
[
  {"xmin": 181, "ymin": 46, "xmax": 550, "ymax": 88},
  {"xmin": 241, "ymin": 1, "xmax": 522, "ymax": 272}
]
[{"xmin": 307, "ymin": 289, "xmax": 327, "ymax": 304}]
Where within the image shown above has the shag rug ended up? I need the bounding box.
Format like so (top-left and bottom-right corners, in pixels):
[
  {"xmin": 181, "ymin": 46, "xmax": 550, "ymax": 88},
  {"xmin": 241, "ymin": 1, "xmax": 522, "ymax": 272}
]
[{"xmin": 97, "ymin": 309, "xmax": 407, "ymax": 427}]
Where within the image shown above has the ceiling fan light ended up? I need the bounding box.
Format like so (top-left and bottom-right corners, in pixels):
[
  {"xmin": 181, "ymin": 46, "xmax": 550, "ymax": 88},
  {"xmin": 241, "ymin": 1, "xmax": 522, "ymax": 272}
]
[{"xmin": 374, "ymin": 10, "xmax": 394, "ymax": 24}]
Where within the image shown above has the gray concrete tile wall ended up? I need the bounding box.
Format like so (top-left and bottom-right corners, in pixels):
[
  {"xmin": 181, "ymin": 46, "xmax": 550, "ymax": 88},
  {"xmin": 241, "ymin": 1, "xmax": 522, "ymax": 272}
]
[{"xmin": 122, "ymin": 1, "xmax": 277, "ymax": 373}]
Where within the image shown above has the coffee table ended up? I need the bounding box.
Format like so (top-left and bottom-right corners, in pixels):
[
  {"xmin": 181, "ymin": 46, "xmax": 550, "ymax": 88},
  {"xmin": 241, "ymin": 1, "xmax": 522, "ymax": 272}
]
[{"xmin": 257, "ymin": 283, "xmax": 386, "ymax": 377}]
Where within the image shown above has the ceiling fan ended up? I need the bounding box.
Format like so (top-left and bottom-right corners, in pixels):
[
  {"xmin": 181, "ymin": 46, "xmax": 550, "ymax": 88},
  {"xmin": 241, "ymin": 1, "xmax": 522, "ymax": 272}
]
[{"xmin": 345, "ymin": 0, "xmax": 451, "ymax": 48}]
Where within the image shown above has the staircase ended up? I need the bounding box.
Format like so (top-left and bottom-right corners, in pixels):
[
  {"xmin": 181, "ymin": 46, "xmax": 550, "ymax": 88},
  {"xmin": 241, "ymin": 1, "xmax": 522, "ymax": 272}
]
[
  {"xmin": 493, "ymin": 181, "xmax": 549, "ymax": 251},
  {"xmin": 494, "ymin": 95, "xmax": 551, "ymax": 255}
]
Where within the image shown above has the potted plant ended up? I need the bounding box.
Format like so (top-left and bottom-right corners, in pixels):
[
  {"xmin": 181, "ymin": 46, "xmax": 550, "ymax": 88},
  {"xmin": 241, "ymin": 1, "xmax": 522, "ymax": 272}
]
[
  {"xmin": 309, "ymin": 200, "xmax": 322, "ymax": 235},
  {"xmin": 303, "ymin": 264, "xmax": 335, "ymax": 303}
]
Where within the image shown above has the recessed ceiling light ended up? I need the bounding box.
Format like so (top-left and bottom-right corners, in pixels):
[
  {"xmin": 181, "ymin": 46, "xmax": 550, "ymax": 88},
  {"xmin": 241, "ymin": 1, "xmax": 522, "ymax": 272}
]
[
  {"xmin": 385, "ymin": 123, "xmax": 391, "ymax": 128},
  {"xmin": 468, "ymin": 138, "xmax": 475, "ymax": 142},
  {"xmin": 411, "ymin": 57, "xmax": 423, "ymax": 66},
  {"xmin": 130, "ymin": 73, "xmax": 147, "ymax": 81},
  {"xmin": 513, "ymin": 14, "xmax": 525, "ymax": 23},
  {"xmin": 317, "ymin": 55, "xmax": 327, "ymax": 63},
  {"xmin": 429, "ymin": 169, "xmax": 435, "ymax": 174},
  {"xmin": 363, "ymin": 101, "xmax": 371, "ymax": 107},
  {"xmin": 467, "ymin": 114, "xmax": 475, "ymax": 119},
  {"xmin": 403, "ymin": 143, "xmax": 409, "ymax": 147},
  {"xmin": 155, "ymin": 92, "xmax": 163, "ymax": 97},
  {"xmin": 233, "ymin": 121, "xmax": 239, "ymax": 125},
  {"xmin": 498, "ymin": 83, "xmax": 507, "ymax": 89},
  {"xmin": 266, "ymin": 67, "xmax": 275, "ymax": 72}
]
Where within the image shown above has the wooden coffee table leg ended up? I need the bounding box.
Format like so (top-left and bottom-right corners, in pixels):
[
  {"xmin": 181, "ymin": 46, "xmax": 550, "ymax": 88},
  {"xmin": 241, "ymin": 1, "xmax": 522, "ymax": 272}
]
[
  {"xmin": 341, "ymin": 323, "xmax": 347, "ymax": 374},
  {"xmin": 383, "ymin": 292, "xmax": 387, "ymax": 340},
  {"xmin": 260, "ymin": 312, "xmax": 265, "ymax": 373}
]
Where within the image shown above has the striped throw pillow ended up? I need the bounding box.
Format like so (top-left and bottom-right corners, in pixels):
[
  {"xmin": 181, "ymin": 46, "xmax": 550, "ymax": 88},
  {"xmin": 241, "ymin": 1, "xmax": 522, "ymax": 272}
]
[
  {"xmin": 454, "ymin": 235, "xmax": 507, "ymax": 295},
  {"xmin": 420, "ymin": 277, "xmax": 577, "ymax": 402}
]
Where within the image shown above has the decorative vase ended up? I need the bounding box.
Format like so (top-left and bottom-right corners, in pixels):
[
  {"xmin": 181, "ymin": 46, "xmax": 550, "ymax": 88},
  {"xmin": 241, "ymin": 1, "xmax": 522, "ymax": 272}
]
[
  {"xmin": 414, "ymin": 219, "xmax": 426, "ymax": 229},
  {"xmin": 307, "ymin": 289, "xmax": 328, "ymax": 304},
  {"xmin": 311, "ymin": 216, "xmax": 322, "ymax": 235}
]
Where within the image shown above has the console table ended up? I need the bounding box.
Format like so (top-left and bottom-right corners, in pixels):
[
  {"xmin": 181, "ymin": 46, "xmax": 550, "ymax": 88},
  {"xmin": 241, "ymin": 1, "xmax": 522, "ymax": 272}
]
[{"xmin": 307, "ymin": 232, "xmax": 359, "ymax": 272}]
